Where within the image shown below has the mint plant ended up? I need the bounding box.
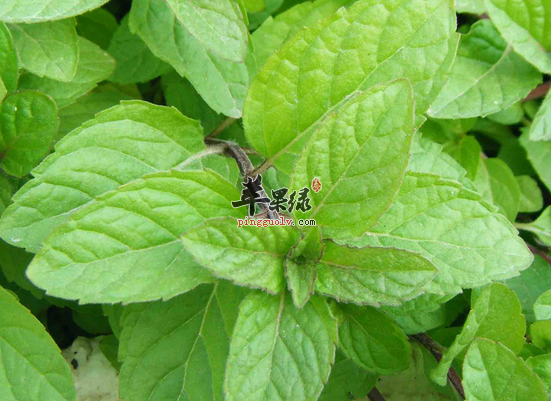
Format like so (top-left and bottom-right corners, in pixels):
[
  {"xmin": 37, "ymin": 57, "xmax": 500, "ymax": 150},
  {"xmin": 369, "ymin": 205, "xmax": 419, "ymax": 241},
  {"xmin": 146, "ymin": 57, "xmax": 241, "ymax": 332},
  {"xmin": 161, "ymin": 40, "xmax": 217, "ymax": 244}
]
[{"xmin": 0, "ymin": 0, "xmax": 550, "ymax": 400}]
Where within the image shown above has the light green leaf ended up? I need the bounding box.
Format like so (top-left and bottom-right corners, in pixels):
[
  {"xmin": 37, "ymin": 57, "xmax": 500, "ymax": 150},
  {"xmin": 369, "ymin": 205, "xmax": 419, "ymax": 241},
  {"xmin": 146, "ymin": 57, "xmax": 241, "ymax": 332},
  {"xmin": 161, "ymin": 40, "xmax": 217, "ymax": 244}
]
[
  {"xmin": 342, "ymin": 172, "xmax": 533, "ymax": 296},
  {"xmin": 243, "ymin": 0, "xmax": 266, "ymax": 13},
  {"xmin": 526, "ymin": 354, "xmax": 551, "ymax": 396},
  {"xmin": 338, "ymin": 304, "xmax": 410, "ymax": 374},
  {"xmin": 0, "ymin": 174, "xmax": 11, "ymax": 214},
  {"xmin": 0, "ymin": 0, "xmax": 109, "ymax": 23},
  {"xmin": 430, "ymin": 283, "xmax": 525, "ymax": 386},
  {"xmin": 473, "ymin": 157, "xmax": 520, "ymax": 222},
  {"xmin": 161, "ymin": 70, "xmax": 224, "ymax": 134},
  {"xmin": 409, "ymin": 136, "xmax": 469, "ymax": 183},
  {"xmin": 505, "ymin": 255, "xmax": 551, "ymax": 324},
  {"xmin": 284, "ymin": 226, "xmax": 323, "ymax": 308},
  {"xmin": 534, "ymin": 289, "xmax": 551, "ymax": 321},
  {"xmin": 291, "ymin": 80, "xmax": 414, "ymax": 238},
  {"xmin": 129, "ymin": 0, "xmax": 249, "ymax": 118},
  {"xmin": 516, "ymin": 175, "xmax": 544, "ymax": 213},
  {"xmin": 244, "ymin": 0, "xmax": 458, "ymax": 174},
  {"xmin": 119, "ymin": 282, "xmax": 248, "ymax": 401},
  {"xmin": 516, "ymin": 207, "xmax": 551, "ymax": 247},
  {"xmin": 0, "ymin": 91, "xmax": 58, "ymax": 178},
  {"xmin": 76, "ymin": 8, "xmax": 118, "ymax": 50},
  {"xmin": 463, "ymin": 339, "xmax": 547, "ymax": 401},
  {"xmin": 0, "ymin": 285, "xmax": 77, "ymax": 401},
  {"xmin": 519, "ymin": 130, "xmax": 551, "ymax": 192},
  {"xmin": 251, "ymin": 0, "xmax": 355, "ymax": 71},
  {"xmin": 225, "ymin": 291, "xmax": 337, "ymax": 401},
  {"xmin": 0, "ymin": 79, "xmax": 6, "ymax": 101},
  {"xmin": 529, "ymin": 90, "xmax": 551, "ymax": 141},
  {"xmin": 8, "ymin": 19, "xmax": 78, "ymax": 82},
  {"xmin": 531, "ymin": 320, "xmax": 551, "ymax": 351},
  {"xmin": 0, "ymin": 23, "xmax": 18, "ymax": 93},
  {"xmin": 377, "ymin": 342, "xmax": 454, "ymax": 400},
  {"xmin": 487, "ymin": 101, "xmax": 524, "ymax": 125},
  {"xmin": 485, "ymin": 0, "xmax": 551, "ymax": 74},
  {"xmin": 17, "ymin": 37, "xmax": 116, "ymax": 108},
  {"xmin": 443, "ymin": 135, "xmax": 481, "ymax": 181},
  {"xmin": 164, "ymin": 0, "xmax": 248, "ymax": 62},
  {"xmin": 17, "ymin": 73, "xmax": 96, "ymax": 109},
  {"xmin": 26, "ymin": 170, "xmax": 243, "ymax": 303},
  {"xmin": 107, "ymin": 16, "xmax": 171, "ymax": 84},
  {"xmin": 58, "ymin": 89, "xmax": 135, "ymax": 140},
  {"xmin": 429, "ymin": 20, "xmax": 541, "ymax": 119},
  {"xmin": 0, "ymin": 101, "xmax": 205, "ymax": 253},
  {"xmin": 319, "ymin": 351, "xmax": 378, "ymax": 401},
  {"xmin": 102, "ymin": 304, "xmax": 125, "ymax": 339},
  {"xmin": 182, "ymin": 217, "xmax": 300, "ymax": 294},
  {"xmin": 456, "ymin": 0, "xmax": 485, "ymax": 14},
  {"xmin": 315, "ymin": 241, "xmax": 437, "ymax": 306}
]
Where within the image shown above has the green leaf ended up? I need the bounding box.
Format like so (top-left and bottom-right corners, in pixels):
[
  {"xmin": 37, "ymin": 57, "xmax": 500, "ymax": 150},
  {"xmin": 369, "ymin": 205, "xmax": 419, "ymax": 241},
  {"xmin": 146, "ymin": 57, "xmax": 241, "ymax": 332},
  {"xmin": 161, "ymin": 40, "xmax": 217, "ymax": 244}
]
[
  {"xmin": 526, "ymin": 354, "xmax": 551, "ymax": 395},
  {"xmin": 161, "ymin": 70, "xmax": 224, "ymax": 134},
  {"xmin": 0, "ymin": 174, "xmax": 11, "ymax": 215},
  {"xmin": 284, "ymin": 226, "xmax": 323, "ymax": 307},
  {"xmin": 428, "ymin": 20, "xmax": 541, "ymax": 119},
  {"xmin": 319, "ymin": 351, "xmax": 378, "ymax": 401},
  {"xmin": 182, "ymin": 217, "xmax": 300, "ymax": 294},
  {"xmin": 516, "ymin": 207, "xmax": 551, "ymax": 247},
  {"xmin": 377, "ymin": 342, "xmax": 454, "ymax": 400},
  {"xmin": 443, "ymin": 135, "xmax": 482, "ymax": 181},
  {"xmin": 485, "ymin": 0, "xmax": 551, "ymax": 74},
  {"xmin": 516, "ymin": 175, "xmax": 544, "ymax": 213},
  {"xmin": 98, "ymin": 335, "xmax": 121, "ymax": 371},
  {"xmin": 107, "ymin": 16, "xmax": 171, "ymax": 84},
  {"xmin": 498, "ymin": 138, "xmax": 535, "ymax": 176},
  {"xmin": 505, "ymin": 255, "xmax": 551, "ymax": 324},
  {"xmin": 0, "ymin": 101, "xmax": 205, "ymax": 252},
  {"xmin": 76, "ymin": 8, "xmax": 118, "ymax": 50},
  {"xmin": 244, "ymin": 0, "xmax": 458, "ymax": 174},
  {"xmin": 519, "ymin": 130, "xmax": 551, "ymax": 193},
  {"xmin": 473, "ymin": 157, "xmax": 520, "ymax": 222},
  {"xmin": 129, "ymin": 0, "xmax": 249, "ymax": 118},
  {"xmin": 225, "ymin": 291, "xmax": 337, "ymax": 401},
  {"xmin": 409, "ymin": 136, "xmax": 469, "ymax": 183},
  {"xmin": 0, "ymin": 239, "xmax": 37, "ymax": 295},
  {"xmin": 456, "ymin": 0, "xmax": 485, "ymax": 14},
  {"xmin": 534, "ymin": 289, "xmax": 551, "ymax": 321},
  {"xmin": 487, "ymin": 101, "xmax": 524, "ymax": 125},
  {"xmin": 529, "ymin": 90, "xmax": 551, "ymax": 141},
  {"xmin": 430, "ymin": 283, "xmax": 525, "ymax": 386},
  {"xmin": 0, "ymin": 0, "xmax": 109, "ymax": 23},
  {"xmin": 26, "ymin": 170, "xmax": 243, "ymax": 303},
  {"xmin": 102, "ymin": 303, "xmax": 125, "ymax": 339},
  {"xmin": 0, "ymin": 23, "xmax": 18, "ymax": 93},
  {"xmin": 530, "ymin": 320, "xmax": 551, "ymax": 351},
  {"xmin": 342, "ymin": 172, "xmax": 533, "ymax": 297},
  {"xmin": 315, "ymin": 241, "xmax": 437, "ymax": 306},
  {"xmin": 165, "ymin": 0, "xmax": 248, "ymax": 62},
  {"xmin": 383, "ymin": 304, "xmax": 447, "ymax": 334},
  {"xmin": 463, "ymin": 339, "xmax": 547, "ymax": 401},
  {"xmin": 338, "ymin": 304, "xmax": 410, "ymax": 374},
  {"xmin": 119, "ymin": 282, "xmax": 248, "ymax": 401},
  {"xmin": 291, "ymin": 80, "xmax": 414, "ymax": 238},
  {"xmin": 17, "ymin": 37, "xmax": 116, "ymax": 108},
  {"xmin": 72, "ymin": 304, "xmax": 111, "ymax": 334},
  {"xmin": 58, "ymin": 89, "xmax": 135, "ymax": 140},
  {"xmin": 0, "ymin": 285, "xmax": 77, "ymax": 401},
  {"xmin": 8, "ymin": 19, "xmax": 78, "ymax": 82},
  {"xmin": 0, "ymin": 91, "xmax": 58, "ymax": 178},
  {"xmin": 251, "ymin": 0, "xmax": 355, "ymax": 71}
]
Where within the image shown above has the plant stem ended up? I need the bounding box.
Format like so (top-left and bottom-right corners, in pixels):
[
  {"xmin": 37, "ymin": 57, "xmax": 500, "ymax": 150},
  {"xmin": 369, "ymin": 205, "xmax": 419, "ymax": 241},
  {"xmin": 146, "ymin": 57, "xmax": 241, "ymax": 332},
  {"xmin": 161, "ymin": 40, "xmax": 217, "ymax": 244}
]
[
  {"xmin": 524, "ymin": 82, "xmax": 551, "ymax": 102},
  {"xmin": 527, "ymin": 244, "xmax": 551, "ymax": 267},
  {"xmin": 411, "ymin": 334, "xmax": 465, "ymax": 400},
  {"xmin": 367, "ymin": 387, "xmax": 386, "ymax": 401},
  {"xmin": 207, "ymin": 117, "xmax": 236, "ymax": 139}
]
